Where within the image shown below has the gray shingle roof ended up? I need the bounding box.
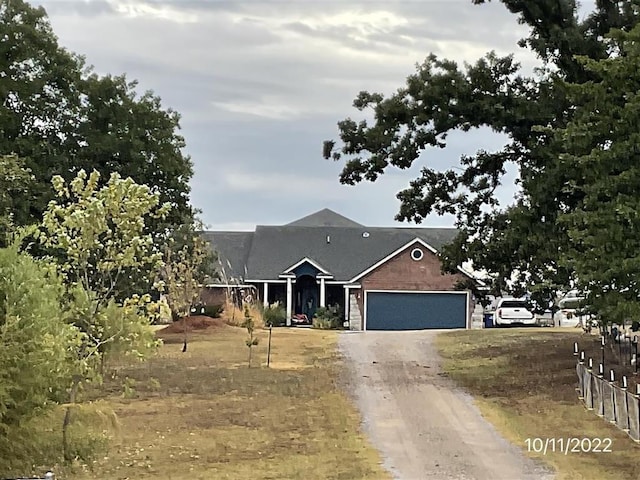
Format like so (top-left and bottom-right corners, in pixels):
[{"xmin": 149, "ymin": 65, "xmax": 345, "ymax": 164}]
[
  {"xmin": 286, "ymin": 208, "xmax": 364, "ymax": 227},
  {"xmin": 200, "ymin": 231, "xmax": 254, "ymax": 283},
  {"xmin": 204, "ymin": 223, "xmax": 458, "ymax": 283}
]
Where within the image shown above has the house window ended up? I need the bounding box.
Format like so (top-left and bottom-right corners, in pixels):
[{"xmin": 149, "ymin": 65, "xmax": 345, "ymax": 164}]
[{"xmin": 410, "ymin": 247, "xmax": 424, "ymax": 261}]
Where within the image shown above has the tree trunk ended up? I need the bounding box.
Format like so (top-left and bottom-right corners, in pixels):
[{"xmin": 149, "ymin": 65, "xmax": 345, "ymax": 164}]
[
  {"xmin": 62, "ymin": 379, "xmax": 81, "ymax": 463},
  {"xmin": 182, "ymin": 313, "xmax": 188, "ymax": 352}
]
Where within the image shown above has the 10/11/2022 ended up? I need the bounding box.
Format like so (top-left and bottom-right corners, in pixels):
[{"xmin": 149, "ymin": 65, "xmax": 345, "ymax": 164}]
[{"xmin": 525, "ymin": 437, "xmax": 613, "ymax": 455}]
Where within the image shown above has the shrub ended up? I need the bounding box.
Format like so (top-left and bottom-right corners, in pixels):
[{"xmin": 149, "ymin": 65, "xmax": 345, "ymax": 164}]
[
  {"xmin": 263, "ymin": 302, "xmax": 286, "ymax": 327},
  {"xmin": 0, "ymin": 236, "xmax": 87, "ymax": 473},
  {"xmin": 190, "ymin": 303, "xmax": 223, "ymax": 318},
  {"xmin": 178, "ymin": 303, "xmax": 224, "ymax": 319},
  {"xmin": 312, "ymin": 316, "xmax": 333, "ymax": 329},
  {"xmin": 312, "ymin": 304, "xmax": 343, "ymax": 330}
]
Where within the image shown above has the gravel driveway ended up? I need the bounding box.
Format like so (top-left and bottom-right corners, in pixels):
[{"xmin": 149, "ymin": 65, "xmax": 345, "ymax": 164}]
[{"xmin": 339, "ymin": 330, "xmax": 555, "ymax": 480}]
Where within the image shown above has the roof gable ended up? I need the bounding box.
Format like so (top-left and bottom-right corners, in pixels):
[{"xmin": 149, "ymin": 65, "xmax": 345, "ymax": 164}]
[
  {"xmin": 282, "ymin": 257, "xmax": 332, "ymax": 276},
  {"xmin": 348, "ymin": 238, "xmax": 438, "ymax": 282},
  {"xmin": 286, "ymin": 208, "xmax": 363, "ymax": 227}
]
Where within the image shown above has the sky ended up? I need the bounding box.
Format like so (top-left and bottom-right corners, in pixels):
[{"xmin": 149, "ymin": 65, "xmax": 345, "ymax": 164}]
[{"xmin": 34, "ymin": 0, "xmax": 559, "ymax": 230}]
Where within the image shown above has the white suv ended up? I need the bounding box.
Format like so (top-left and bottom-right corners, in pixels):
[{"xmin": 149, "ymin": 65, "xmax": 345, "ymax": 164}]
[{"xmin": 494, "ymin": 298, "xmax": 535, "ymax": 326}]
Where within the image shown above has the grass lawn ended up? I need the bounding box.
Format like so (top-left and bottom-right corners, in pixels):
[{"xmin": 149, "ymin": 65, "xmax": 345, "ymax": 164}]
[
  {"xmin": 62, "ymin": 325, "xmax": 390, "ymax": 480},
  {"xmin": 436, "ymin": 328, "xmax": 640, "ymax": 480}
]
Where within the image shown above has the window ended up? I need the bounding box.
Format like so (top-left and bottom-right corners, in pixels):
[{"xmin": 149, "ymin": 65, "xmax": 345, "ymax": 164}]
[
  {"xmin": 410, "ymin": 248, "xmax": 424, "ymax": 261},
  {"xmin": 499, "ymin": 300, "xmax": 528, "ymax": 308}
]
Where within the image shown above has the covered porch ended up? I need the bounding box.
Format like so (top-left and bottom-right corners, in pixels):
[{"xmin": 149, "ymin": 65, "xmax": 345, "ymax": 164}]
[{"xmin": 253, "ymin": 258, "xmax": 347, "ymax": 326}]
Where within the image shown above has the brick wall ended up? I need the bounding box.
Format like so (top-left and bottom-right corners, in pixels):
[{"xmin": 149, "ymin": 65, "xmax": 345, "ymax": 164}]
[{"xmin": 356, "ymin": 244, "xmax": 467, "ymax": 313}]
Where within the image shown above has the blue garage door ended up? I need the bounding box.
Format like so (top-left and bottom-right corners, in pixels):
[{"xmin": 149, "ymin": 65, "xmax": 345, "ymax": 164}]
[{"xmin": 365, "ymin": 292, "xmax": 467, "ymax": 330}]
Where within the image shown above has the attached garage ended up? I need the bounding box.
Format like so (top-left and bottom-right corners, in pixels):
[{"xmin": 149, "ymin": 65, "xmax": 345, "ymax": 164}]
[{"xmin": 364, "ymin": 291, "xmax": 468, "ymax": 330}]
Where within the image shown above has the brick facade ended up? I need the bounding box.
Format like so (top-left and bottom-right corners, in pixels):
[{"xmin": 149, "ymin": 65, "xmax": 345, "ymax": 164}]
[{"xmin": 356, "ymin": 244, "xmax": 467, "ymax": 314}]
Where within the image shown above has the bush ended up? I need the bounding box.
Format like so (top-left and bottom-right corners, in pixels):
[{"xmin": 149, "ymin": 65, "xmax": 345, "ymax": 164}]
[
  {"xmin": 263, "ymin": 302, "xmax": 286, "ymax": 327},
  {"xmin": 312, "ymin": 304, "xmax": 343, "ymax": 330},
  {"xmin": 182, "ymin": 303, "xmax": 224, "ymax": 319},
  {"xmin": 0, "ymin": 236, "xmax": 87, "ymax": 473},
  {"xmin": 208, "ymin": 304, "xmax": 224, "ymax": 318}
]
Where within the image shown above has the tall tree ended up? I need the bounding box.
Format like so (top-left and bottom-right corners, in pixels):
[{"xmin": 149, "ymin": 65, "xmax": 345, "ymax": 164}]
[
  {"xmin": 323, "ymin": 0, "xmax": 640, "ymax": 309},
  {"xmin": 0, "ymin": 0, "xmax": 82, "ymax": 223},
  {"xmin": 0, "ymin": 0, "xmax": 194, "ymax": 229},
  {"xmin": 555, "ymin": 23, "xmax": 640, "ymax": 325},
  {"xmin": 66, "ymin": 73, "xmax": 194, "ymax": 229}
]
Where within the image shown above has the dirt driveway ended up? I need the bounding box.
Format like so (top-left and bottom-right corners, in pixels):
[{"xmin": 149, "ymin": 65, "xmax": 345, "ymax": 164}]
[{"xmin": 339, "ymin": 330, "xmax": 555, "ymax": 480}]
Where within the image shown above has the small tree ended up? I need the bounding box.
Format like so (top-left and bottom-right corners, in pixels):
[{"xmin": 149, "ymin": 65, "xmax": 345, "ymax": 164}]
[
  {"xmin": 38, "ymin": 169, "xmax": 169, "ymax": 461},
  {"xmin": 158, "ymin": 223, "xmax": 211, "ymax": 352},
  {"xmin": 243, "ymin": 305, "xmax": 259, "ymax": 367}
]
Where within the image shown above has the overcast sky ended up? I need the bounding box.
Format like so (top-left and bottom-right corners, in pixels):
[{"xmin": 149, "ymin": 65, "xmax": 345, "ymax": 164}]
[{"xmin": 35, "ymin": 0, "xmax": 571, "ymax": 230}]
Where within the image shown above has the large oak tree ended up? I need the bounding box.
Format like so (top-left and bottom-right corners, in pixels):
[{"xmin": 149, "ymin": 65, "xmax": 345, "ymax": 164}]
[{"xmin": 324, "ymin": 0, "xmax": 640, "ymax": 313}]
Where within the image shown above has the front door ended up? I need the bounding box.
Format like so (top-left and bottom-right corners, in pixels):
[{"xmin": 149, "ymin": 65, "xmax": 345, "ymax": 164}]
[{"xmin": 295, "ymin": 275, "xmax": 318, "ymax": 320}]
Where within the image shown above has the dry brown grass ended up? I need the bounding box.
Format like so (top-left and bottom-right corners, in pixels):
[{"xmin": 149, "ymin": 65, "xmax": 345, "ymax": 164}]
[
  {"xmin": 436, "ymin": 328, "xmax": 640, "ymax": 480},
  {"xmin": 60, "ymin": 326, "xmax": 389, "ymax": 480},
  {"xmin": 221, "ymin": 300, "xmax": 264, "ymax": 328}
]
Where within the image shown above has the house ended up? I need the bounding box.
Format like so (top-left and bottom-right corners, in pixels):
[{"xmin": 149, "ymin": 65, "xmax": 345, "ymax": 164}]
[{"xmin": 200, "ymin": 209, "xmax": 482, "ymax": 330}]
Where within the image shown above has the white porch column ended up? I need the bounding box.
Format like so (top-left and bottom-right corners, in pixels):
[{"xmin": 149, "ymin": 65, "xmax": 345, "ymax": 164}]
[
  {"xmin": 286, "ymin": 277, "xmax": 292, "ymax": 326},
  {"xmin": 344, "ymin": 286, "xmax": 350, "ymax": 322},
  {"xmin": 320, "ymin": 277, "xmax": 326, "ymax": 307},
  {"xmin": 263, "ymin": 282, "xmax": 269, "ymax": 308}
]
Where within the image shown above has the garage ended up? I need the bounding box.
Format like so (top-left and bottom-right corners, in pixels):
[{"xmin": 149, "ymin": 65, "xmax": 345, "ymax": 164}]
[{"xmin": 364, "ymin": 291, "xmax": 468, "ymax": 330}]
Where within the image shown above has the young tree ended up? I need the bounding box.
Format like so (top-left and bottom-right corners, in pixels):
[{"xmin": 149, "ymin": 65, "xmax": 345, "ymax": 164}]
[
  {"xmin": 243, "ymin": 305, "xmax": 259, "ymax": 368},
  {"xmin": 39, "ymin": 169, "xmax": 169, "ymax": 360},
  {"xmin": 323, "ymin": 1, "xmax": 640, "ymax": 306},
  {"xmin": 38, "ymin": 169, "xmax": 169, "ymax": 461},
  {"xmin": 158, "ymin": 222, "xmax": 213, "ymax": 352}
]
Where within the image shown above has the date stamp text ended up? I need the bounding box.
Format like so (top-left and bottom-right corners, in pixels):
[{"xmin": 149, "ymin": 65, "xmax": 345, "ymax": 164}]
[{"xmin": 525, "ymin": 437, "xmax": 612, "ymax": 455}]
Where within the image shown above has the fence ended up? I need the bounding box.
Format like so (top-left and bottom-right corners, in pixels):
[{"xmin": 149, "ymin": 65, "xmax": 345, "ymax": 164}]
[{"xmin": 576, "ymin": 362, "xmax": 640, "ymax": 442}]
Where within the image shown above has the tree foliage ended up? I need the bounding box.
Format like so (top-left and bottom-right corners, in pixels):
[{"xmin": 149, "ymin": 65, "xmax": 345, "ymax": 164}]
[
  {"xmin": 0, "ymin": 0, "xmax": 194, "ymax": 230},
  {"xmin": 0, "ymin": 230, "xmax": 83, "ymax": 471},
  {"xmin": 324, "ymin": 0, "xmax": 640, "ymax": 314},
  {"xmin": 556, "ymin": 23, "xmax": 640, "ymax": 324},
  {"xmin": 0, "ymin": 154, "xmax": 33, "ymax": 242},
  {"xmin": 39, "ymin": 169, "xmax": 167, "ymax": 362}
]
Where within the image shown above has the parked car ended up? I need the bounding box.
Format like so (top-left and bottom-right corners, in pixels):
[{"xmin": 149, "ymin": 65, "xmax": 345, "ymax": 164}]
[
  {"xmin": 557, "ymin": 296, "xmax": 593, "ymax": 328},
  {"xmin": 494, "ymin": 298, "xmax": 535, "ymax": 326}
]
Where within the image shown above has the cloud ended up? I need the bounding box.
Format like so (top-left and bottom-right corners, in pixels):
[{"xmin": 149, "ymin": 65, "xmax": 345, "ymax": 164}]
[
  {"xmin": 35, "ymin": 0, "xmax": 540, "ymax": 230},
  {"xmin": 106, "ymin": 0, "xmax": 199, "ymax": 23}
]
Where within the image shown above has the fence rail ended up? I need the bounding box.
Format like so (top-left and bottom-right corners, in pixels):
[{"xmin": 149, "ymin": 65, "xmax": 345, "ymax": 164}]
[{"xmin": 576, "ymin": 362, "xmax": 640, "ymax": 442}]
